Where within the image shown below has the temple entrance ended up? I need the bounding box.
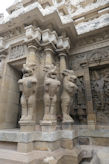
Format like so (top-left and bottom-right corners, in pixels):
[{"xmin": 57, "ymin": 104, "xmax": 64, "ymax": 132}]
[
  {"xmin": 7, "ymin": 59, "xmax": 25, "ymax": 128},
  {"xmin": 9, "ymin": 65, "xmax": 23, "ymax": 128}
]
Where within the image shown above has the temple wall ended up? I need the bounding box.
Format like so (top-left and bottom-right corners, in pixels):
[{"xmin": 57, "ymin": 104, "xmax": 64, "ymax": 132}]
[
  {"xmin": 70, "ymin": 30, "xmax": 109, "ymax": 126},
  {"xmin": 0, "ymin": 26, "xmax": 109, "ymax": 128},
  {"xmin": 0, "ymin": 61, "xmax": 21, "ymax": 129}
]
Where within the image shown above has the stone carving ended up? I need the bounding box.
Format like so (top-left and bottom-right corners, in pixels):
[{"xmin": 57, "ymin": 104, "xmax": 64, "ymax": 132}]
[
  {"xmin": 72, "ymin": 77, "xmax": 87, "ymax": 124},
  {"xmin": 61, "ymin": 69, "xmax": 77, "ymax": 122},
  {"xmin": 90, "ymin": 68, "xmax": 109, "ymax": 124},
  {"xmin": 18, "ymin": 64, "xmax": 37, "ymax": 121},
  {"xmin": 9, "ymin": 45, "xmax": 26, "ymax": 60},
  {"xmin": 77, "ymin": 29, "xmax": 109, "ymax": 47},
  {"xmin": 3, "ymin": 26, "xmax": 24, "ymax": 40},
  {"xmin": 71, "ymin": 46, "xmax": 109, "ymax": 70},
  {"xmin": 0, "ymin": 60, "xmax": 2, "ymax": 78},
  {"xmin": 43, "ymin": 64, "xmax": 61, "ymax": 121}
]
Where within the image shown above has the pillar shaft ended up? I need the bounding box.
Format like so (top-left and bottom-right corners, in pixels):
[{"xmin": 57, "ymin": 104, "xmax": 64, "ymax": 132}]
[
  {"xmin": 0, "ymin": 55, "xmax": 6, "ymax": 77},
  {"xmin": 45, "ymin": 47, "xmax": 53, "ymax": 65},
  {"xmin": 59, "ymin": 53, "xmax": 67, "ymax": 74},
  {"xmin": 84, "ymin": 67, "xmax": 96, "ymax": 128},
  {"xmin": 26, "ymin": 45, "xmax": 37, "ymax": 66}
]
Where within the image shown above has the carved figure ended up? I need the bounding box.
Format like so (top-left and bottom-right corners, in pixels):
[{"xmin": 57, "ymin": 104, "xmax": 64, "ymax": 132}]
[
  {"xmin": 43, "ymin": 65, "xmax": 61, "ymax": 121},
  {"xmin": 104, "ymin": 72, "xmax": 109, "ymax": 97},
  {"xmin": 91, "ymin": 68, "xmax": 109, "ymax": 124},
  {"xmin": 61, "ymin": 69, "xmax": 77, "ymax": 122},
  {"xmin": 18, "ymin": 64, "xmax": 37, "ymax": 121},
  {"xmin": 0, "ymin": 60, "xmax": 2, "ymax": 78},
  {"xmin": 10, "ymin": 45, "xmax": 25, "ymax": 60},
  {"xmin": 92, "ymin": 71, "xmax": 105, "ymax": 109}
]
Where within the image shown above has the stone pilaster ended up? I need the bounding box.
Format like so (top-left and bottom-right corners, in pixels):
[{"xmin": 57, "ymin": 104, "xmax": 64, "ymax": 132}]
[
  {"xmin": 44, "ymin": 46, "xmax": 54, "ymax": 65},
  {"xmin": 0, "ymin": 54, "xmax": 6, "ymax": 78},
  {"xmin": 19, "ymin": 120, "xmax": 35, "ymax": 132},
  {"xmin": 26, "ymin": 44, "xmax": 38, "ymax": 66},
  {"xmin": 59, "ymin": 52, "xmax": 67, "ymax": 74},
  {"xmin": 84, "ymin": 67, "xmax": 96, "ymax": 129}
]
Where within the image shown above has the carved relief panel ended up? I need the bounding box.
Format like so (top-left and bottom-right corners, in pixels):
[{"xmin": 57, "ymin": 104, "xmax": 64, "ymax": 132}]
[
  {"xmin": 90, "ymin": 67, "xmax": 109, "ymax": 125},
  {"xmin": 70, "ymin": 76, "xmax": 87, "ymax": 124},
  {"xmin": 9, "ymin": 44, "xmax": 27, "ymax": 60},
  {"xmin": 0, "ymin": 59, "xmax": 2, "ymax": 77}
]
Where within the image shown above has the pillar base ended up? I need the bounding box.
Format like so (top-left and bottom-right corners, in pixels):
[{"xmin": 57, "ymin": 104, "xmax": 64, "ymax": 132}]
[
  {"xmin": 40, "ymin": 120, "xmax": 57, "ymax": 132},
  {"xmin": 17, "ymin": 142, "xmax": 33, "ymax": 153},
  {"xmin": 87, "ymin": 113, "xmax": 96, "ymax": 130},
  {"xmin": 19, "ymin": 120, "xmax": 35, "ymax": 132},
  {"xmin": 62, "ymin": 121, "xmax": 73, "ymax": 130}
]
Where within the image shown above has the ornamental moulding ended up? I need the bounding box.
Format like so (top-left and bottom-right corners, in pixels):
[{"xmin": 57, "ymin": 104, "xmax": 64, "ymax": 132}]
[{"xmin": 6, "ymin": 25, "xmax": 71, "ymax": 61}]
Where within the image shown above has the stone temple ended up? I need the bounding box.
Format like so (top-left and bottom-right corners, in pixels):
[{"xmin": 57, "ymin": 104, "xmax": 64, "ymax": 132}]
[{"xmin": 0, "ymin": 0, "xmax": 109, "ymax": 163}]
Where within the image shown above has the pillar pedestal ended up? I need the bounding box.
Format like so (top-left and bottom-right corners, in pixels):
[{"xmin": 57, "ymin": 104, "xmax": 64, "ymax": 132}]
[
  {"xmin": 87, "ymin": 113, "xmax": 96, "ymax": 130},
  {"xmin": 17, "ymin": 142, "xmax": 34, "ymax": 153},
  {"xmin": 40, "ymin": 120, "xmax": 57, "ymax": 132},
  {"xmin": 62, "ymin": 121, "xmax": 73, "ymax": 130},
  {"xmin": 19, "ymin": 120, "xmax": 35, "ymax": 132}
]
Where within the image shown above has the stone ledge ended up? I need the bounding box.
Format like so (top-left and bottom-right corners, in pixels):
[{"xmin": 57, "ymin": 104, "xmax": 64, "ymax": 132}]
[
  {"xmin": 0, "ymin": 128, "xmax": 109, "ymax": 143},
  {"xmin": 0, "ymin": 129, "xmax": 74, "ymax": 143}
]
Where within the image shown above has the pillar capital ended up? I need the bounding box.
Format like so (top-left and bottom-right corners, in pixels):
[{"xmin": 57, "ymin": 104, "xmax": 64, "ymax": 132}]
[
  {"xmin": 0, "ymin": 54, "xmax": 6, "ymax": 60},
  {"xmin": 44, "ymin": 46, "xmax": 54, "ymax": 54},
  {"xmin": 28, "ymin": 44, "xmax": 38, "ymax": 52},
  {"xmin": 59, "ymin": 52, "xmax": 67, "ymax": 57}
]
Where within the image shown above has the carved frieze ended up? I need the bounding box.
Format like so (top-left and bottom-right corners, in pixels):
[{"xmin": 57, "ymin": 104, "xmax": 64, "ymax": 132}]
[
  {"xmin": 9, "ymin": 45, "xmax": 27, "ymax": 60},
  {"xmin": 90, "ymin": 67, "xmax": 109, "ymax": 125},
  {"xmin": 3, "ymin": 26, "xmax": 24, "ymax": 40},
  {"xmin": 71, "ymin": 46, "xmax": 109, "ymax": 71},
  {"xmin": 75, "ymin": 29, "xmax": 109, "ymax": 48},
  {"xmin": 71, "ymin": 76, "xmax": 87, "ymax": 124},
  {"xmin": 0, "ymin": 59, "xmax": 2, "ymax": 78}
]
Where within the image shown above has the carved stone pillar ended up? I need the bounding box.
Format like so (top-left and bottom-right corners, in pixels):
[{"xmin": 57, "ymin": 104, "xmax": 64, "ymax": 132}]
[
  {"xmin": 26, "ymin": 44, "xmax": 37, "ymax": 66},
  {"xmin": 61, "ymin": 69, "xmax": 77, "ymax": 130},
  {"xmin": 18, "ymin": 64, "xmax": 37, "ymax": 132},
  {"xmin": 18, "ymin": 44, "xmax": 38, "ymax": 132},
  {"xmin": 0, "ymin": 54, "xmax": 6, "ymax": 78},
  {"xmin": 44, "ymin": 46, "xmax": 54, "ymax": 65},
  {"xmin": 0, "ymin": 54, "xmax": 6, "ymax": 91},
  {"xmin": 59, "ymin": 52, "xmax": 67, "ymax": 74},
  {"xmin": 40, "ymin": 65, "xmax": 61, "ymax": 132},
  {"xmin": 84, "ymin": 67, "xmax": 96, "ymax": 129}
]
